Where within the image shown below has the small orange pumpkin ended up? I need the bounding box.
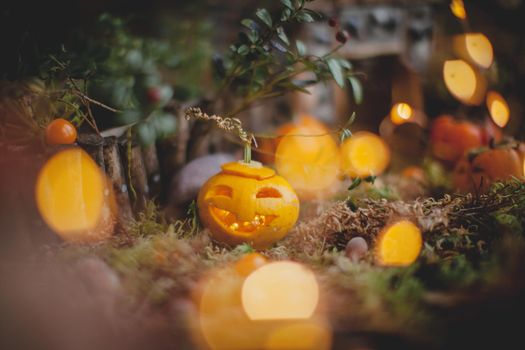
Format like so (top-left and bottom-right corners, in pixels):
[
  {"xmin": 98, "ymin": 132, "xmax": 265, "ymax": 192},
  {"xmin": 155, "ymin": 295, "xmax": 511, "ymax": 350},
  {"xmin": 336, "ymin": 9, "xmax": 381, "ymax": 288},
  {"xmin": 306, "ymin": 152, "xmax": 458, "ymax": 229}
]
[
  {"xmin": 453, "ymin": 146, "xmax": 523, "ymax": 193},
  {"xmin": 198, "ymin": 161, "xmax": 299, "ymax": 249},
  {"xmin": 430, "ymin": 115, "xmax": 483, "ymax": 163}
]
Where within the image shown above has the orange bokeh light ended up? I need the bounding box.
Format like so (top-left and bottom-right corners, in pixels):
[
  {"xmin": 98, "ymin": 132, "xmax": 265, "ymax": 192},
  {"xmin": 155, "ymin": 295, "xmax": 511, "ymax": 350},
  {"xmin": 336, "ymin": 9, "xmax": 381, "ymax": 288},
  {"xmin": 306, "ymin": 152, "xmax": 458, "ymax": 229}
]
[
  {"xmin": 340, "ymin": 131, "xmax": 391, "ymax": 178},
  {"xmin": 390, "ymin": 103, "xmax": 413, "ymax": 125},
  {"xmin": 35, "ymin": 148, "xmax": 114, "ymax": 242},
  {"xmin": 376, "ymin": 220, "xmax": 422, "ymax": 266},
  {"xmin": 486, "ymin": 91, "xmax": 510, "ymax": 128},
  {"xmin": 274, "ymin": 119, "xmax": 340, "ymax": 200},
  {"xmin": 454, "ymin": 33, "xmax": 493, "ymax": 69},
  {"xmin": 450, "ymin": 0, "xmax": 467, "ymax": 20},
  {"xmin": 264, "ymin": 321, "xmax": 331, "ymax": 350},
  {"xmin": 241, "ymin": 261, "xmax": 319, "ymax": 321},
  {"xmin": 193, "ymin": 263, "xmax": 329, "ymax": 350},
  {"xmin": 443, "ymin": 59, "xmax": 486, "ymax": 105}
]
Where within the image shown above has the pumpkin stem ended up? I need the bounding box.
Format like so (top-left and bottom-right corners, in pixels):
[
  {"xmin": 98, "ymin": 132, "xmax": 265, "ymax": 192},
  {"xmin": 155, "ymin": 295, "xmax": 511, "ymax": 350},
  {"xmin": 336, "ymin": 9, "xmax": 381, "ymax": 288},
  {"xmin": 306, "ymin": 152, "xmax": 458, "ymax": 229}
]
[{"xmin": 243, "ymin": 143, "xmax": 252, "ymax": 163}]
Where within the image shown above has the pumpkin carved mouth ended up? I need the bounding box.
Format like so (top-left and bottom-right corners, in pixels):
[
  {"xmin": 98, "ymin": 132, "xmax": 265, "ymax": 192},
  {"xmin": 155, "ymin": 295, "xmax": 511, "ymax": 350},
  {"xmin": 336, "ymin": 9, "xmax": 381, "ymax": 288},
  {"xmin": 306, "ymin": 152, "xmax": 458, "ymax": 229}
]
[{"xmin": 210, "ymin": 206, "xmax": 277, "ymax": 233}]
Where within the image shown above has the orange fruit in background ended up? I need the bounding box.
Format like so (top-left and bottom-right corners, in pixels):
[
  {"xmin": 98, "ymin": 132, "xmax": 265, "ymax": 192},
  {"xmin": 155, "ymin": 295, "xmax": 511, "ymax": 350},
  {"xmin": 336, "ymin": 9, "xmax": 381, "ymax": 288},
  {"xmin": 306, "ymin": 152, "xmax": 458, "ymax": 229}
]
[
  {"xmin": 401, "ymin": 166, "xmax": 425, "ymax": 183},
  {"xmin": 430, "ymin": 115, "xmax": 483, "ymax": 163},
  {"xmin": 453, "ymin": 146, "xmax": 523, "ymax": 193},
  {"xmin": 480, "ymin": 117, "xmax": 503, "ymax": 145},
  {"xmin": 45, "ymin": 118, "xmax": 77, "ymax": 145},
  {"xmin": 235, "ymin": 252, "xmax": 268, "ymax": 276}
]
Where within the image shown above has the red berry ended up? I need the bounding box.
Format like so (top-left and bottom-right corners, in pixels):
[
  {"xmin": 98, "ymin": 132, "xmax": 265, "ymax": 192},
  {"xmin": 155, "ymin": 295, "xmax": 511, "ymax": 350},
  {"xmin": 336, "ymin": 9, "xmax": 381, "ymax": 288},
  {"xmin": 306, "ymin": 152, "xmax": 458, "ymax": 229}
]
[
  {"xmin": 328, "ymin": 17, "xmax": 338, "ymax": 27},
  {"xmin": 147, "ymin": 87, "xmax": 162, "ymax": 104},
  {"xmin": 45, "ymin": 118, "xmax": 77, "ymax": 145},
  {"xmin": 335, "ymin": 30, "xmax": 349, "ymax": 44}
]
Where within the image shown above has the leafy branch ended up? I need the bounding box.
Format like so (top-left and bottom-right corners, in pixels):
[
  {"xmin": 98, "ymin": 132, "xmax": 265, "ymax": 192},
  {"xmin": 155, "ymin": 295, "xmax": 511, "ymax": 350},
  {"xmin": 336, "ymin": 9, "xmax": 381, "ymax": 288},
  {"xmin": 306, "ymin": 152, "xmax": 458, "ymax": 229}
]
[{"xmin": 215, "ymin": 0, "xmax": 362, "ymax": 117}]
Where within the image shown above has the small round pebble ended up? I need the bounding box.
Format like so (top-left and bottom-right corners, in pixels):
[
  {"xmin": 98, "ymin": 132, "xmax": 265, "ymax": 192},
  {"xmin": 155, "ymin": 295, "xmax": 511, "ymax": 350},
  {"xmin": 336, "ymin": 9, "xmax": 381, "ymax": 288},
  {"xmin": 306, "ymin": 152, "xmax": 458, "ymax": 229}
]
[{"xmin": 345, "ymin": 237, "xmax": 369, "ymax": 262}]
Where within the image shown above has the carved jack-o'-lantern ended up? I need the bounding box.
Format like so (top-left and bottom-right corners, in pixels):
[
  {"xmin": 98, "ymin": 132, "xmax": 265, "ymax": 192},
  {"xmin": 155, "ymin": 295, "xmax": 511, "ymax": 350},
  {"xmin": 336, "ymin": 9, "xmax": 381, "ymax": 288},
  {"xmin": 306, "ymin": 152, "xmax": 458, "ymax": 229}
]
[{"xmin": 198, "ymin": 161, "xmax": 300, "ymax": 249}]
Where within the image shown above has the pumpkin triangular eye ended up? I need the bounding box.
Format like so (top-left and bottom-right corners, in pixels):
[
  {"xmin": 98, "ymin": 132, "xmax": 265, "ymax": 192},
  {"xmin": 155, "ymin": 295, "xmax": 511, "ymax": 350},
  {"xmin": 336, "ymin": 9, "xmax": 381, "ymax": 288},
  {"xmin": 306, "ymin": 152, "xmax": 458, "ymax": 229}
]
[
  {"xmin": 256, "ymin": 187, "xmax": 282, "ymax": 198},
  {"xmin": 211, "ymin": 185, "xmax": 233, "ymax": 197}
]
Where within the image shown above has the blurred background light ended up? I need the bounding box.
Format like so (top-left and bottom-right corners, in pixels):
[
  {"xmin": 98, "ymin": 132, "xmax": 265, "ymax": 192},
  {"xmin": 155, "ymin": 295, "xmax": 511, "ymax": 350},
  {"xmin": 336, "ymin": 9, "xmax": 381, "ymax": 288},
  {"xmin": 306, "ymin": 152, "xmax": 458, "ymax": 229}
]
[
  {"xmin": 376, "ymin": 220, "xmax": 422, "ymax": 266},
  {"xmin": 241, "ymin": 261, "xmax": 319, "ymax": 321},
  {"xmin": 486, "ymin": 91, "xmax": 510, "ymax": 127}
]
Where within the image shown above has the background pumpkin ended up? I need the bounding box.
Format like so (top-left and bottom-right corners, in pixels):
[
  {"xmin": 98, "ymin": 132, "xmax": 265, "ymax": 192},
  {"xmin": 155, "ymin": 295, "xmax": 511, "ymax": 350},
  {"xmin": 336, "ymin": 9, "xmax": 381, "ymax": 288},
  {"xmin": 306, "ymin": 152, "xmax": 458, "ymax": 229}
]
[
  {"xmin": 453, "ymin": 146, "xmax": 523, "ymax": 193},
  {"xmin": 430, "ymin": 115, "xmax": 483, "ymax": 163}
]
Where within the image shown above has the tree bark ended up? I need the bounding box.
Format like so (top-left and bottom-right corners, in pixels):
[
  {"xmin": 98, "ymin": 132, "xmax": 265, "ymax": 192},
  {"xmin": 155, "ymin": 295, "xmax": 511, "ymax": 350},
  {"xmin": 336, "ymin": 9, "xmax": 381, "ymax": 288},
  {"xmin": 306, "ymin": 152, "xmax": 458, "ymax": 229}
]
[
  {"xmin": 77, "ymin": 133, "xmax": 105, "ymax": 170},
  {"xmin": 103, "ymin": 137, "xmax": 133, "ymax": 230},
  {"xmin": 141, "ymin": 143, "xmax": 161, "ymax": 200},
  {"xmin": 119, "ymin": 141, "xmax": 149, "ymax": 215}
]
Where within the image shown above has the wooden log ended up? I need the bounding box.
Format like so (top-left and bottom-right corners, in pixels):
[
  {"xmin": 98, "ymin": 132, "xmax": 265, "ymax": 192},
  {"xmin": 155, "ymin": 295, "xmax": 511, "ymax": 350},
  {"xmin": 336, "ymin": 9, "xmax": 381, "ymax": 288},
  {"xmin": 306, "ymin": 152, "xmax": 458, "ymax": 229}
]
[
  {"xmin": 77, "ymin": 133, "xmax": 105, "ymax": 170},
  {"xmin": 103, "ymin": 137, "xmax": 133, "ymax": 228},
  {"xmin": 119, "ymin": 140, "xmax": 149, "ymax": 215},
  {"xmin": 157, "ymin": 106, "xmax": 190, "ymax": 204},
  {"xmin": 141, "ymin": 143, "xmax": 161, "ymax": 200}
]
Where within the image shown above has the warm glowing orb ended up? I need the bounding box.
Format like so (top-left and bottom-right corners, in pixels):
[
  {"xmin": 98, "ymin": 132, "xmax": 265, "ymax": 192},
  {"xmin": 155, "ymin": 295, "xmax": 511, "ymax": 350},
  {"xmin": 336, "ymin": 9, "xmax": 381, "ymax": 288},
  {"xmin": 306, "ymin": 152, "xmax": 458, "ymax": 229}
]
[
  {"xmin": 443, "ymin": 60, "xmax": 480, "ymax": 104},
  {"xmin": 450, "ymin": 0, "xmax": 467, "ymax": 20},
  {"xmin": 340, "ymin": 131, "xmax": 391, "ymax": 178},
  {"xmin": 241, "ymin": 261, "xmax": 319, "ymax": 320},
  {"xmin": 486, "ymin": 91, "xmax": 510, "ymax": 128},
  {"xmin": 35, "ymin": 148, "xmax": 109, "ymax": 242},
  {"xmin": 275, "ymin": 121, "xmax": 340, "ymax": 199},
  {"xmin": 463, "ymin": 33, "xmax": 493, "ymax": 69},
  {"xmin": 264, "ymin": 321, "xmax": 332, "ymax": 350},
  {"xmin": 390, "ymin": 103, "xmax": 413, "ymax": 125},
  {"xmin": 376, "ymin": 220, "xmax": 422, "ymax": 266}
]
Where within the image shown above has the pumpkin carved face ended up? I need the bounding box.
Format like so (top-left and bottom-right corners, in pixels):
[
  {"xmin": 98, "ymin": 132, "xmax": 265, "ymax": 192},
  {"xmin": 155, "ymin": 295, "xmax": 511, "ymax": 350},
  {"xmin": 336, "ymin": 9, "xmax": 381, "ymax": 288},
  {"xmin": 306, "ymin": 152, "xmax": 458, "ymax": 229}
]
[{"xmin": 198, "ymin": 161, "xmax": 299, "ymax": 249}]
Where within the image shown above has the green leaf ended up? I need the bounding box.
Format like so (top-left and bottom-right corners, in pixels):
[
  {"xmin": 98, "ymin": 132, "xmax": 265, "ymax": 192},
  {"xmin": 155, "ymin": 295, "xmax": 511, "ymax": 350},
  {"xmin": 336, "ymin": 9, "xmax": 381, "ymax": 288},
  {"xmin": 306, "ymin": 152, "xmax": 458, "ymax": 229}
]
[
  {"xmin": 270, "ymin": 40, "xmax": 287, "ymax": 53},
  {"xmin": 346, "ymin": 198, "xmax": 358, "ymax": 211},
  {"xmin": 348, "ymin": 177, "xmax": 362, "ymax": 191},
  {"xmin": 364, "ymin": 175, "xmax": 376, "ymax": 184},
  {"xmin": 247, "ymin": 30, "xmax": 259, "ymax": 43},
  {"xmin": 256, "ymin": 8, "xmax": 273, "ymax": 27},
  {"xmin": 137, "ymin": 122, "xmax": 156, "ymax": 146},
  {"xmin": 152, "ymin": 113, "xmax": 177, "ymax": 138},
  {"xmin": 296, "ymin": 12, "xmax": 315, "ymax": 23},
  {"xmin": 327, "ymin": 58, "xmax": 344, "ymax": 88},
  {"xmin": 296, "ymin": 40, "xmax": 306, "ymax": 56},
  {"xmin": 233, "ymin": 243, "xmax": 254, "ymax": 254},
  {"xmin": 280, "ymin": 0, "xmax": 294, "ymax": 10},
  {"xmin": 280, "ymin": 81, "xmax": 311, "ymax": 94},
  {"xmin": 237, "ymin": 45, "xmax": 250, "ymax": 55},
  {"xmin": 241, "ymin": 19, "xmax": 256, "ymax": 30},
  {"xmin": 348, "ymin": 76, "xmax": 363, "ymax": 104},
  {"xmin": 337, "ymin": 58, "xmax": 352, "ymax": 69},
  {"xmin": 281, "ymin": 8, "xmax": 292, "ymax": 21},
  {"xmin": 276, "ymin": 27, "xmax": 290, "ymax": 45}
]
